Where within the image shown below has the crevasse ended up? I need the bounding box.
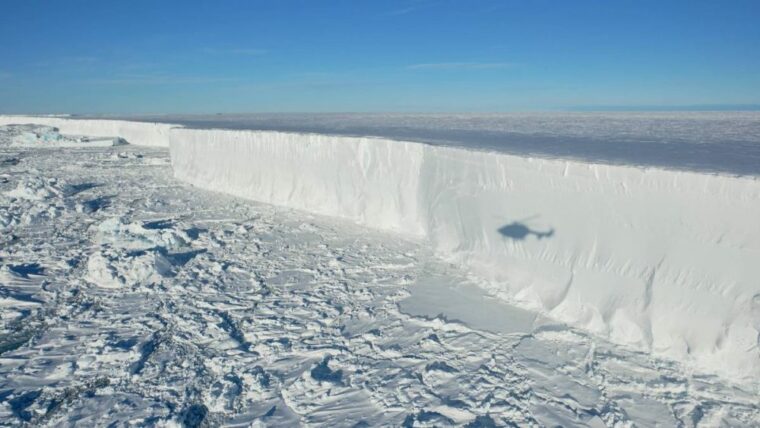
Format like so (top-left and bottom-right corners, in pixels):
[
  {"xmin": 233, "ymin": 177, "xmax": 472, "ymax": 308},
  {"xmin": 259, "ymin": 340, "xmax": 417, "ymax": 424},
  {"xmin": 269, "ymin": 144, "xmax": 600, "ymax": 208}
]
[{"xmin": 3, "ymin": 115, "xmax": 759, "ymax": 384}]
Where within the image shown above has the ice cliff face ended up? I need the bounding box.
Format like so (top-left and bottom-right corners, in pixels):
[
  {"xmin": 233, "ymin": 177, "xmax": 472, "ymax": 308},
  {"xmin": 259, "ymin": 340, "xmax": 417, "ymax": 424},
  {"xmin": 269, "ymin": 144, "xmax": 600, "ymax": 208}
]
[
  {"xmin": 170, "ymin": 129, "xmax": 427, "ymax": 236},
  {"xmin": 3, "ymin": 115, "xmax": 759, "ymax": 384}
]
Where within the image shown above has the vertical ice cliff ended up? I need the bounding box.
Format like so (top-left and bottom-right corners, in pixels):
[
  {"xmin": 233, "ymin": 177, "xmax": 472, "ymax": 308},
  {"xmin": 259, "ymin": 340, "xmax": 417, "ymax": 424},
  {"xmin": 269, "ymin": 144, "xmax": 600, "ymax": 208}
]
[{"xmin": 169, "ymin": 129, "xmax": 427, "ymax": 236}]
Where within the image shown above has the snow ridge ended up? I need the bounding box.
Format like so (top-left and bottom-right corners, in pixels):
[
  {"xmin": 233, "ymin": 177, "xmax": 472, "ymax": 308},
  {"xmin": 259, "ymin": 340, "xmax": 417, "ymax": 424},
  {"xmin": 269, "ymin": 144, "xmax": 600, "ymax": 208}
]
[{"xmin": 3, "ymin": 115, "xmax": 759, "ymax": 385}]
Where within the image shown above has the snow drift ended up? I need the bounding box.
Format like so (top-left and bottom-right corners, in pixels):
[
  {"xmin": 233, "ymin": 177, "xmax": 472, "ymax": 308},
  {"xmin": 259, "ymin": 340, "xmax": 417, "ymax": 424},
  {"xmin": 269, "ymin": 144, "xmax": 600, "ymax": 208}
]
[{"xmin": 2, "ymin": 115, "xmax": 759, "ymax": 384}]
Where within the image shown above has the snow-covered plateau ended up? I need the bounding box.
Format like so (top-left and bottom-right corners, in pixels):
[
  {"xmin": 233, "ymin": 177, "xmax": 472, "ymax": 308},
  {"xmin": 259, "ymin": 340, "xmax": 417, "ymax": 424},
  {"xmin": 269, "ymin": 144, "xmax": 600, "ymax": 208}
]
[{"xmin": 0, "ymin": 114, "xmax": 759, "ymax": 426}]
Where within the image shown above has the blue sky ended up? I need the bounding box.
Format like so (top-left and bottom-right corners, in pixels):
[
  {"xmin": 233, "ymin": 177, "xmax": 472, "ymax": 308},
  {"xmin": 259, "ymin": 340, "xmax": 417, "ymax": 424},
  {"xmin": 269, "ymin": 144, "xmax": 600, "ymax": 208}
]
[{"xmin": 1, "ymin": 0, "xmax": 758, "ymax": 113}]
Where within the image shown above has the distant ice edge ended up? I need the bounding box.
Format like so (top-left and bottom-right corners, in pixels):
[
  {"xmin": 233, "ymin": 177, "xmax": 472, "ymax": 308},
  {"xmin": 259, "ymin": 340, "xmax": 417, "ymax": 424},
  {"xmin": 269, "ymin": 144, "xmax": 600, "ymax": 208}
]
[
  {"xmin": 0, "ymin": 115, "xmax": 176, "ymax": 147},
  {"xmin": 4, "ymin": 115, "xmax": 760, "ymax": 385}
]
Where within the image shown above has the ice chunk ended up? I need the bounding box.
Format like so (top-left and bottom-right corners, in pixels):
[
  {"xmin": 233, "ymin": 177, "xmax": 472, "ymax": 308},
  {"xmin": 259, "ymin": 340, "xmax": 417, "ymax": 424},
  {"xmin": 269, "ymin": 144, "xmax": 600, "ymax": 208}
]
[
  {"xmin": 93, "ymin": 216, "xmax": 191, "ymax": 251},
  {"xmin": 84, "ymin": 247, "xmax": 173, "ymax": 289}
]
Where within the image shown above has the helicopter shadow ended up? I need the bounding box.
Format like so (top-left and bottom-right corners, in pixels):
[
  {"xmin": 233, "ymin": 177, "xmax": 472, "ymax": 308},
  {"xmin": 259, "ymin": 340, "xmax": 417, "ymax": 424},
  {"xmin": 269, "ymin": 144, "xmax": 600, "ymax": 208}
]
[{"xmin": 498, "ymin": 216, "xmax": 555, "ymax": 241}]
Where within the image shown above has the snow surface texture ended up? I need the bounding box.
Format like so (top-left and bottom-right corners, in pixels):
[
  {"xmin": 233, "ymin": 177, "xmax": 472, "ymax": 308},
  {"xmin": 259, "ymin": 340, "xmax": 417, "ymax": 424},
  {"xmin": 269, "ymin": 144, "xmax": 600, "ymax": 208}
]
[
  {"xmin": 2, "ymin": 115, "xmax": 759, "ymax": 386},
  {"xmin": 1, "ymin": 124, "xmax": 759, "ymax": 426}
]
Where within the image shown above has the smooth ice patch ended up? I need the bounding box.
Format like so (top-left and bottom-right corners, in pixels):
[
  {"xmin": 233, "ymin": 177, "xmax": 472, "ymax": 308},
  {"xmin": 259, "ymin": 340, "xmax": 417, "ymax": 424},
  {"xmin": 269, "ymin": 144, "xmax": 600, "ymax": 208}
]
[{"xmin": 400, "ymin": 274, "xmax": 538, "ymax": 335}]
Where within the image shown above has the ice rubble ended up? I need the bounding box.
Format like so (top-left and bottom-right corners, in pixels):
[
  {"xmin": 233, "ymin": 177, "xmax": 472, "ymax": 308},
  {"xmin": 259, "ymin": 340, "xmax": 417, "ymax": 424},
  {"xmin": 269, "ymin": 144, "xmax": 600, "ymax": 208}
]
[
  {"xmin": 84, "ymin": 247, "xmax": 173, "ymax": 289},
  {"xmin": 2, "ymin": 115, "xmax": 759, "ymax": 385},
  {"xmin": 1, "ymin": 176, "xmax": 65, "ymax": 230},
  {"xmin": 84, "ymin": 217, "xmax": 195, "ymax": 289},
  {"xmin": 92, "ymin": 216, "xmax": 192, "ymax": 251}
]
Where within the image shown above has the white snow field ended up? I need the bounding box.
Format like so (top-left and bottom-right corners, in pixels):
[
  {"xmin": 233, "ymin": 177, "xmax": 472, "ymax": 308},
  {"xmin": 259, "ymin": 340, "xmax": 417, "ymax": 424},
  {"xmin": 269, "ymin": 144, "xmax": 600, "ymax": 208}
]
[{"xmin": 0, "ymin": 115, "xmax": 758, "ymax": 426}]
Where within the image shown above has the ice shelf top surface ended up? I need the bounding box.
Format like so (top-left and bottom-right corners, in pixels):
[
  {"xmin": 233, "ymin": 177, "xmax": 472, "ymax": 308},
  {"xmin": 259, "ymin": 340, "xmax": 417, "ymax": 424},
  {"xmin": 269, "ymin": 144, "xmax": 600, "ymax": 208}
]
[{"xmin": 102, "ymin": 112, "xmax": 760, "ymax": 176}]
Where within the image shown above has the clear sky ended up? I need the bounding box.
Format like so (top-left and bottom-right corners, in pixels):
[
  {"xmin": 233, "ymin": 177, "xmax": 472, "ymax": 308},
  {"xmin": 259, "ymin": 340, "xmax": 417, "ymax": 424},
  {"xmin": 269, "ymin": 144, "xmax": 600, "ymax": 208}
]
[{"xmin": 1, "ymin": 0, "xmax": 758, "ymax": 114}]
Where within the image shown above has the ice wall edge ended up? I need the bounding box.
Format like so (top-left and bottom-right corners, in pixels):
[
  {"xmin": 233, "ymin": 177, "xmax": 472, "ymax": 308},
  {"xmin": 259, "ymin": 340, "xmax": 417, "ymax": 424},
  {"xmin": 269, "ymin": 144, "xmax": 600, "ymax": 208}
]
[{"xmin": 0, "ymin": 115, "xmax": 177, "ymax": 147}]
